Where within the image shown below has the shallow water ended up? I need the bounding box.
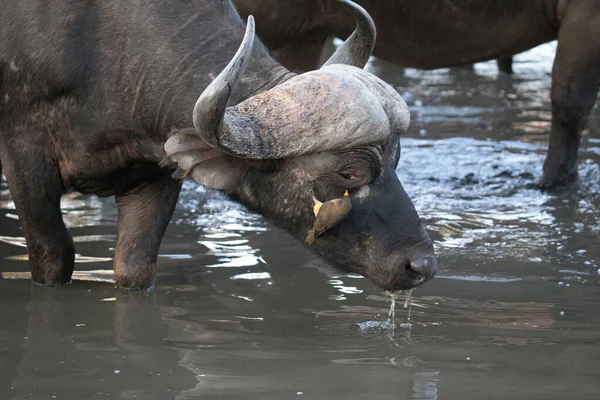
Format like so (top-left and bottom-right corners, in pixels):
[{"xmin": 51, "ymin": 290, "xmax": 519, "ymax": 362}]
[{"xmin": 1, "ymin": 41, "xmax": 600, "ymax": 399}]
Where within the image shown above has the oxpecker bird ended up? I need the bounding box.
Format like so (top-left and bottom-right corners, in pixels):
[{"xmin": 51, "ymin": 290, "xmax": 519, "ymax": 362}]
[{"xmin": 306, "ymin": 190, "xmax": 352, "ymax": 245}]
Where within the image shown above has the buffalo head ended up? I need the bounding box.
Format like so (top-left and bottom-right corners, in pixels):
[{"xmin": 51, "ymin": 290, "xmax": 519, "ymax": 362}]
[{"xmin": 164, "ymin": 0, "xmax": 437, "ymax": 291}]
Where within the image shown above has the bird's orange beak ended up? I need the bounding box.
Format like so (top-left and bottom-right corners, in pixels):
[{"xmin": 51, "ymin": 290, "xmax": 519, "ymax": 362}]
[{"xmin": 343, "ymin": 190, "xmax": 349, "ymax": 196}]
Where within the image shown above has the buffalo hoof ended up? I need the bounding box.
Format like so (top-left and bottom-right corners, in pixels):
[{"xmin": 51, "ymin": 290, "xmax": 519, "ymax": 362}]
[
  {"xmin": 31, "ymin": 267, "xmax": 74, "ymax": 287},
  {"xmin": 537, "ymin": 171, "xmax": 579, "ymax": 192},
  {"xmin": 32, "ymin": 279, "xmax": 72, "ymax": 287},
  {"xmin": 115, "ymin": 276, "xmax": 156, "ymax": 291}
]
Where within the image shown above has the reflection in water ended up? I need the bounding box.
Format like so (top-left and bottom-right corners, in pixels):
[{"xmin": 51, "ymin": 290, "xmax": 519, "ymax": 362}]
[
  {"xmin": 1, "ymin": 40, "xmax": 600, "ymax": 399},
  {"xmin": 412, "ymin": 371, "xmax": 440, "ymax": 400},
  {"xmin": 198, "ymin": 239, "xmax": 265, "ymax": 269},
  {"xmin": 4, "ymin": 284, "xmax": 200, "ymax": 400}
]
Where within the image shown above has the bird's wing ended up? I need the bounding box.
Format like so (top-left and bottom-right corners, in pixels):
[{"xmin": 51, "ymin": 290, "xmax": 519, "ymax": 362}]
[
  {"xmin": 314, "ymin": 202, "xmax": 345, "ymax": 232},
  {"xmin": 329, "ymin": 198, "xmax": 352, "ymax": 215}
]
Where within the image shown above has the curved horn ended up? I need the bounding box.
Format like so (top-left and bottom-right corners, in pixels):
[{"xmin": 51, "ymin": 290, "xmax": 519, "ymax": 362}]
[
  {"xmin": 185, "ymin": 10, "xmax": 390, "ymax": 161},
  {"xmin": 322, "ymin": 0, "xmax": 376, "ymax": 69},
  {"xmin": 192, "ymin": 16, "xmax": 255, "ymax": 147}
]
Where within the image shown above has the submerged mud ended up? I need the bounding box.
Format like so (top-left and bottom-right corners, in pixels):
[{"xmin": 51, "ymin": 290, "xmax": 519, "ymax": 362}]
[{"xmin": 1, "ymin": 41, "xmax": 600, "ymax": 399}]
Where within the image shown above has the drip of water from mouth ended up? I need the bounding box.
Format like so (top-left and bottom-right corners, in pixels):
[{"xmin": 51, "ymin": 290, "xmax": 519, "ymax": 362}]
[
  {"xmin": 386, "ymin": 288, "xmax": 414, "ymax": 321},
  {"xmin": 386, "ymin": 291, "xmax": 401, "ymax": 320},
  {"xmin": 385, "ymin": 290, "xmax": 414, "ymax": 344},
  {"xmin": 404, "ymin": 289, "xmax": 414, "ymax": 308}
]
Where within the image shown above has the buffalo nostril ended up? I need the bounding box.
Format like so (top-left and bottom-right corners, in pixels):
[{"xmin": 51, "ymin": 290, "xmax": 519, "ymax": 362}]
[{"xmin": 407, "ymin": 255, "xmax": 438, "ymax": 280}]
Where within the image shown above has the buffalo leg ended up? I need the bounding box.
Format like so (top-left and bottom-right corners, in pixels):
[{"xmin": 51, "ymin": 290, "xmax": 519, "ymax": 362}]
[
  {"xmin": 0, "ymin": 146, "xmax": 74, "ymax": 284},
  {"xmin": 113, "ymin": 176, "xmax": 181, "ymax": 290},
  {"xmin": 496, "ymin": 56, "xmax": 513, "ymax": 74},
  {"xmin": 540, "ymin": 7, "xmax": 600, "ymax": 190}
]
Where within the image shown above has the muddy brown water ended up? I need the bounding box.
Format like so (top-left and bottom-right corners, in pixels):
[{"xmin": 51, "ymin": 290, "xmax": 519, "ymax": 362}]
[{"xmin": 1, "ymin": 42, "xmax": 599, "ymax": 400}]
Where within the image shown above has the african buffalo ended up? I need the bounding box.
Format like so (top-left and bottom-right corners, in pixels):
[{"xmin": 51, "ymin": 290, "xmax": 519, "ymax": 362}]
[
  {"xmin": 0, "ymin": 0, "xmax": 437, "ymax": 291},
  {"xmin": 233, "ymin": 0, "xmax": 600, "ymax": 190}
]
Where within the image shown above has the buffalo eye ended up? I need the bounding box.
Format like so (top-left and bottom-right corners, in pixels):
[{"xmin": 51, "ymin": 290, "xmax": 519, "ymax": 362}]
[
  {"xmin": 339, "ymin": 171, "xmax": 358, "ymax": 180},
  {"xmin": 338, "ymin": 170, "xmax": 370, "ymax": 188}
]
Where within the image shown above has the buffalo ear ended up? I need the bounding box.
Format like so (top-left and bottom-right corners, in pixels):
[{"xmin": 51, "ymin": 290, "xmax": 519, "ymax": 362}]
[{"xmin": 162, "ymin": 129, "xmax": 257, "ymax": 193}]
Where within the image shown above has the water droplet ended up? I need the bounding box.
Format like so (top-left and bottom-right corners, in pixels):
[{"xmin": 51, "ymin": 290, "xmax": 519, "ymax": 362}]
[
  {"xmin": 559, "ymin": 311, "xmax": 564, "ymax": 316},
  {"xmin": 466, "ymin": 357, "xmax": 471, "ymax": 361},
  {"xmin": 558, "ymin": 281, "xmax": 564, "ymax": 286},
  {"xmin": 114, "ymin": 370, "xmax": 121, "ymax": 375},
  {"xmin": 404, "ymin": 289, "xmax": 413, "ymax": 308},
  {"xmin": 387, "ymin": 293, "xmax": 397, "ymax": 319}
]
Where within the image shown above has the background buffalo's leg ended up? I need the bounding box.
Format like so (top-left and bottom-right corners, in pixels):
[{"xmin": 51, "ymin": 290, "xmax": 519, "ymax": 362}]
[
  {"xmin": 0, "ymin": 145, "xmax": 74, "ymax": 284},
  {"xmin": 540, "ymin": 7, "xmax": 600, "ymax": 190},
  {"xmin": 113, "ymin": 176, "xmax": 182, "ymax": 290},
  {"xmin": 496, "ymin": 56, "xmax": 514, "ymax": 74},
  {"xmin": 317, "ymin": 35, "xmax": 339, "ymax": 66}
]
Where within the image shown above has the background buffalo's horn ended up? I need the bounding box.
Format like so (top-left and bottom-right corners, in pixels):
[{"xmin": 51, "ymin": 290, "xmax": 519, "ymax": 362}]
[
  {"xmin": 322, "ymin": 0, "xmax": 376, "ymax": 68},
  {"xmin": 192, "ymin": 16, "xmax": 255, "ymax": 147}
]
